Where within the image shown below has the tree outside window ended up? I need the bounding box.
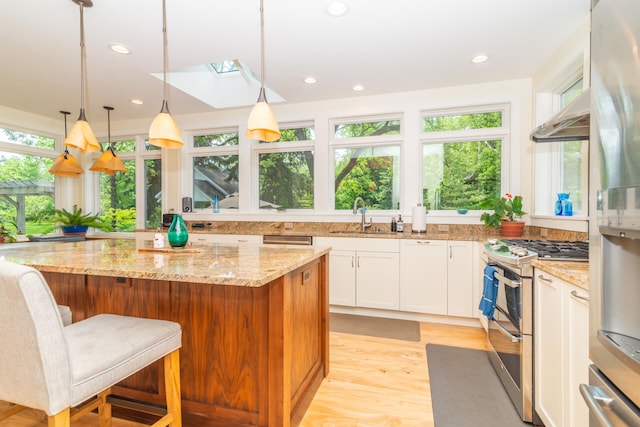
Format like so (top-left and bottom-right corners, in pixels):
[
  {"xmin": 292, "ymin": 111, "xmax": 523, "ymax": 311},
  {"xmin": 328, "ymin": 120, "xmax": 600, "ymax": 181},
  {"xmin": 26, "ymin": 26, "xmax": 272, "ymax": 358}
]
[
  {"xmin": 421, "ymin": 110, "xmax": 504, "ymax": 210},
  {"xmin": 332, "ymin": 118, "xmax": 401, "ymax": 210}
]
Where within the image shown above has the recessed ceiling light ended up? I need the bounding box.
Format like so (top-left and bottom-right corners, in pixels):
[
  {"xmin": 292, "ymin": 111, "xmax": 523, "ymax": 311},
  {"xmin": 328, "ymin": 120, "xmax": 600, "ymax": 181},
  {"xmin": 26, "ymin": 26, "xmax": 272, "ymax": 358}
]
[
  {"xmin": 130, "ymin": 99, "xmax": 144, "ymax": 105},
  {"xmin": 109, "ymin": 43, "xmax": 131, "ymax": 55},
  {"xmin": 304, "ymin": 77, "xmax": 317, "ymax": 84},
  {"xmin": 326, "ymin": 1, "xmax": 348, "ymax": 17},
  {"xmin": 471, "ymin": 54, "xmax": 489, "ymax": 64},
  {"xmin": 352, "ymin": 84, "xmax": 364, "ymax": 91}
]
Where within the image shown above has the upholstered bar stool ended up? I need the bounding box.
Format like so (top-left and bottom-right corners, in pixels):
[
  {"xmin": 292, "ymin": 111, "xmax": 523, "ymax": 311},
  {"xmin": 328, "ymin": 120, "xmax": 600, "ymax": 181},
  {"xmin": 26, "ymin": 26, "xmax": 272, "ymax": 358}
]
[{"xmin": 0, "ymin": 261, "xmax": 183, "ymax": 427}]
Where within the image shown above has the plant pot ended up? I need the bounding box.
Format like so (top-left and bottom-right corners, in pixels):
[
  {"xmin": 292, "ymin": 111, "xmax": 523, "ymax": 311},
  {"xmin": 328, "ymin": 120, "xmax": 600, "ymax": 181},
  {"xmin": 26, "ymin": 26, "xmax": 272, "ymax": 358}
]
[
  {"xmin": 500, "ymin": 221, "xmax": 525, "ymax": 238},
  {"xmin": 61, "ymin": 225, "xmax": 89, "ymax": 236}
]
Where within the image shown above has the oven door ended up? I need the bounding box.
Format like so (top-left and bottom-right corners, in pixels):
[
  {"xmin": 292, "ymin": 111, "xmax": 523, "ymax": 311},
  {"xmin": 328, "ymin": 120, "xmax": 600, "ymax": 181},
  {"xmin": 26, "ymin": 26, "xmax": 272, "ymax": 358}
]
[{"xmin": 487, "ymin": 265, "xmax": 524, "ymax": 391}]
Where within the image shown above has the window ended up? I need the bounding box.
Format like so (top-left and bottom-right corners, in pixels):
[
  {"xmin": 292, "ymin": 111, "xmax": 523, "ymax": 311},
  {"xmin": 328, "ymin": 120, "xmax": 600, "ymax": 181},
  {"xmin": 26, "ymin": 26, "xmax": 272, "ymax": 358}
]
[
  {"xmin": 420, "ymin": 108, "xmax": 506, "ymax": 211},
  {"xmin": 256, "ymin": 123, "xmax": 315, "ymax": 210},
  {"xmin": 331, "ymin": 116, "xmax": 401, "ymax": 210},
  {"xmin": 95, "ymin": 137, "xmax": 162, "ymax": 231},
  {"xmin": 533, "ymin": 78, "xmax": 588, "ymax": 217},
  {"xmin": 190, "ymin": 129, "xmax": 239, "ymax": 210},
  {"xmin": 0, "ymin": 128, "xmax": 56, "ymax": 235}
]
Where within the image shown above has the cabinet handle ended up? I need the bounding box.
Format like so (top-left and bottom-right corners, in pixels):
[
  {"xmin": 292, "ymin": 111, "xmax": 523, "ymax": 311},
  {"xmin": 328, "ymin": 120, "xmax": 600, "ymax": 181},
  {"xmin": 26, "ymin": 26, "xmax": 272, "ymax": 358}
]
[
  {"xmin": 351, "ymin": 256, "xmax": 355, "ymax": 268},
  {"xmin": 537, "ymin": 274, "xmax": 553, "ymax": 283},
  {"xmin": 238, "ymin": 239, "xmax": 248, "ymax": 243},
  {"xmin": 416, "ymin": 240, "xmax": 430, "ymax": 245},
  {"xmin": 570, "ymin": 290, "xmax": 589, "ymax": 303},
  {"xmin": 449, "ymin": 246, "xmax": 452, "ymax": 259},
  {"xmin": 357, "ymin": 256, "xmax": 360, "ymax": 268}
]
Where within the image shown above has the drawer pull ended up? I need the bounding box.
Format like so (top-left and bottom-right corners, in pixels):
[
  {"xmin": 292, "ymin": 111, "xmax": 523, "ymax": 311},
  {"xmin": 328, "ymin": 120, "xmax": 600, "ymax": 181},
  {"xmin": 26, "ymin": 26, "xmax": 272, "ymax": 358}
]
[{"xmin": 570, "ymin": 290, "xmax": 589, "ymax": 302}]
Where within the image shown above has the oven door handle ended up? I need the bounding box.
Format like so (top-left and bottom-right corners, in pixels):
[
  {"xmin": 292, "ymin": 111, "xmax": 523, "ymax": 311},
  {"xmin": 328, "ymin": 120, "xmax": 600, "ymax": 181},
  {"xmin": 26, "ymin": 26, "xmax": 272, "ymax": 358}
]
[
  {"xmin": 494, "ymin": 271, "xmax": 521, "ymax": 288},
  {"xmin": 492, "ymin": 318, "xmax": 522, "ymax": 342}
]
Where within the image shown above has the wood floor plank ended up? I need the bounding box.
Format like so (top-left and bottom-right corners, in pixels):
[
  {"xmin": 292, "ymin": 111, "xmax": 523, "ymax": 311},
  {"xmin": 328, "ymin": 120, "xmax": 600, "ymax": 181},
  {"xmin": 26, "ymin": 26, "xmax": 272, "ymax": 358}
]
[{"xmin": 0, "ymin": 321, "xmax": 487, "ymax": 427}]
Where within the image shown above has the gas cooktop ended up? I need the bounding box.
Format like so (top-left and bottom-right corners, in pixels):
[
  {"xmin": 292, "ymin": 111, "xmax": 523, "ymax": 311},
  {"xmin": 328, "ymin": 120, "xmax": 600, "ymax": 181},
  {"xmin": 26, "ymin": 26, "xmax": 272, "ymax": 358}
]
[{"xmin": 502, "ymin": 239, "xmax": 589, "ymax": 262}]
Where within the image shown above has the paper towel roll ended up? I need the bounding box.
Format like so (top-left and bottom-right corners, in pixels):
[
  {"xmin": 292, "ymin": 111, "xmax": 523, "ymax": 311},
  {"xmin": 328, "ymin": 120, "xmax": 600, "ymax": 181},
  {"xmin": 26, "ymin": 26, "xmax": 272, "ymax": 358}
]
[{"xmin": 411, "ymin": 205, "xmax": 427, "ymax": 232}]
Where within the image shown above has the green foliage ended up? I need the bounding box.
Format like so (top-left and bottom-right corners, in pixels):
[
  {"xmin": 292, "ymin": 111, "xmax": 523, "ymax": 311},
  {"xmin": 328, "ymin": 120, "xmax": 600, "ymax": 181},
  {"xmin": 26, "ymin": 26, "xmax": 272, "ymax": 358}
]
[
  {"xmin": 480, "ymin": 194, "xmax": 526, "ymax": 228},
  {"xmin": 54, "ymin": 205, "xmax": 111, "ymax": 231},
  {"xmin": 0, "ymin": 221, "xmax": 17, "ymax": 243}
]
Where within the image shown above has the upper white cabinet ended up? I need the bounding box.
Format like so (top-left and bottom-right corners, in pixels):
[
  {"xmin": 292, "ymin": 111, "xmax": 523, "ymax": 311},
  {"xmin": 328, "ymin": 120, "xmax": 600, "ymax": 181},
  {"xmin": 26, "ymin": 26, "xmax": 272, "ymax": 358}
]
[
  {"xmin": 315, "ymin": 237, "xmax": 400, "ymax": 310},
  {"xmin": 399, "ymin": 239, "xmax": 475, "ymax": 317},
  {"xmin": 535, "ymin": 269, "xmax": 589, "ymax": 427}
]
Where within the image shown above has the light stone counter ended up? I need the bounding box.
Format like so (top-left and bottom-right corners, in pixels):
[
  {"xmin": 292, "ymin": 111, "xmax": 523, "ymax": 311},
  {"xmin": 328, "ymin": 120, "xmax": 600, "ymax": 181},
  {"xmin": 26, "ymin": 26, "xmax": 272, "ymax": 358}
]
[
  {"xmin": 532, "ymin": 259, "xmax": 589, "ymax": 291},
  {"xmin": 0, "ymin": 239, "xmax": 330, "ymax": 287}
]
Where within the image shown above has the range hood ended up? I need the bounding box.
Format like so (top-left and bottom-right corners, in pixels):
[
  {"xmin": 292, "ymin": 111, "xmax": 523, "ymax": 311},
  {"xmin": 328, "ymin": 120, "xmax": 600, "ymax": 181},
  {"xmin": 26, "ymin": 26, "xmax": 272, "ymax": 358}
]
[{"xmin": 530, "ymin": 88, "xmax": 590, "ymax": 142}]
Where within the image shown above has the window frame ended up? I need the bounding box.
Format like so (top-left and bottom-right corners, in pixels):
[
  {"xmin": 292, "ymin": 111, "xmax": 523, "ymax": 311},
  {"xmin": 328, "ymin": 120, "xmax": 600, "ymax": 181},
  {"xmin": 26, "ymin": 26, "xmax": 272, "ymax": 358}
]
[
  {"xmin": 419, "ymin": 104, "xmax": 510, "ymax": 216},
  {"xmin": 329, "ymin": 114, "xmax": 403, "ymax": 212},
  {"xmin": 185, "ymin": 127, "xmax": 240, "ymax": 213},
  {"xmin": 252, "ymin": 120, "xmax": 316, "ymax": 212}
]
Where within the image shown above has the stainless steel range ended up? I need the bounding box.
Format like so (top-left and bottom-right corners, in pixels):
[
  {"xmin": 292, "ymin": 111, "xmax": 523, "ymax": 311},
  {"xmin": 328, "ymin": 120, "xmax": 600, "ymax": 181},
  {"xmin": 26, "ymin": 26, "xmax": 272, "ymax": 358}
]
[{"xmin": 481, "ymin": 239, "xmax": 588, "ymax": 425}]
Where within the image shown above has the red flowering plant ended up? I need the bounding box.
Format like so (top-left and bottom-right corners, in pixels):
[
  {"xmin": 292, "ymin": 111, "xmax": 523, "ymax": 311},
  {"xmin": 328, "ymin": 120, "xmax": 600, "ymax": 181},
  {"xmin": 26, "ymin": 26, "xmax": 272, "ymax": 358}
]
[{"xmin": 480, "ymin": 193, "xmax": 526, "ymax": 228}]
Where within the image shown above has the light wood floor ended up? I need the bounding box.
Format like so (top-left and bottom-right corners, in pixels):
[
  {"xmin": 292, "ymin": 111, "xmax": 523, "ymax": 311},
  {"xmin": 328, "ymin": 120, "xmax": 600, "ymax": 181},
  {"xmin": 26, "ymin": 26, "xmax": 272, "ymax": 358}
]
[{"xmin": 0, "ymin": 321, "xmax": 488, "ymax": 427}]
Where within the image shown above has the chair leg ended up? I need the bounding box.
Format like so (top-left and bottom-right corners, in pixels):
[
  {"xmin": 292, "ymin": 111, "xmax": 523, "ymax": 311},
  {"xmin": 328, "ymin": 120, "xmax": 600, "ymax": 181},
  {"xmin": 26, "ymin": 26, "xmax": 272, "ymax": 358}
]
[
  {"xmin": 48, "ymin": 407, "xmax": 70, "ymax": 427},
  {"xmin": 97, "ymin": 389, "xmax": 112, "ymax": 427},
  {"xmin": 164, "ymin": 349, "xmax": 182, "ymax": 427}
]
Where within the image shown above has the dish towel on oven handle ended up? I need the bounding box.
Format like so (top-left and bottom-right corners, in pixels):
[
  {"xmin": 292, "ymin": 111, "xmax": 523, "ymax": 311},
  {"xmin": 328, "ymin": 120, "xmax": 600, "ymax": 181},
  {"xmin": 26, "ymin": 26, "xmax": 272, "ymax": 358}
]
[{"xmin": 479, "ymin": 265, "xmax": 499, "ymax": 320}]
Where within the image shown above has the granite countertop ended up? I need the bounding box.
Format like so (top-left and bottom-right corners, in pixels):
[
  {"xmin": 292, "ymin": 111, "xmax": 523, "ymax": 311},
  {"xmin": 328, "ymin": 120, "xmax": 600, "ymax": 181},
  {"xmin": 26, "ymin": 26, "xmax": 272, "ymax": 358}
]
[
  {"xmin": 532, "ymin": 259, "xmax": 589, "ymax": 291},
  {"xmin": 0, "ymin": 239, "xmax": 329, "ymax": 287}
]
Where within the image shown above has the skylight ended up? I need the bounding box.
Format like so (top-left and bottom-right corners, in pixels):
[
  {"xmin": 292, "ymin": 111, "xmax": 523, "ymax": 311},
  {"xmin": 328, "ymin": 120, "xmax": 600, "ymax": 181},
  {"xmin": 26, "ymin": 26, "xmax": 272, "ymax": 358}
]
[
  {"xmin": 210, "ymin": 60, "xmax": 239, "ymax": 74},
  {"xmin": 151, "ymin": 59, "xmax": 284, "ymax": 109}
]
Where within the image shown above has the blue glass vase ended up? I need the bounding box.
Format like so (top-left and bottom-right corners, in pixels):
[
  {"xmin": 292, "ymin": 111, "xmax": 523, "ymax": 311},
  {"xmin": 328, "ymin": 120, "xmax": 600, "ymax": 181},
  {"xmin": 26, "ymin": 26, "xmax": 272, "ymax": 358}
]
[
  {"xmin": 555, "ymin": 193, "xmax": 572, "ymax": 216},
  {"xmin": 167, "ymin": 214, "xmax": 188, "ymax": 248}
]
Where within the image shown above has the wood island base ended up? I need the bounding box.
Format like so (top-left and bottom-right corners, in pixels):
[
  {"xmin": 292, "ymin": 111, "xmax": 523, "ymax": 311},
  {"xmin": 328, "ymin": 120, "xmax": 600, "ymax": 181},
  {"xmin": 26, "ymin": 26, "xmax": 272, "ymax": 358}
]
[{"xmin": 41, "ymin": 254, "xmax": 329, "ymax": 427}]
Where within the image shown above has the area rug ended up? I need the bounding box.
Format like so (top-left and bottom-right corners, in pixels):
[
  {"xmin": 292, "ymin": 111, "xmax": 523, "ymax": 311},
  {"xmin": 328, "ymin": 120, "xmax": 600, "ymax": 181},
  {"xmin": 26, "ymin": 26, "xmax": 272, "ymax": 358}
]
[
  {"xmin": 329, "ymin": 313, "xmax": 421, "ymax": 341},
  {"xmin": 426, "ymin": 344, "xmax": 528, "ymax": 427}
]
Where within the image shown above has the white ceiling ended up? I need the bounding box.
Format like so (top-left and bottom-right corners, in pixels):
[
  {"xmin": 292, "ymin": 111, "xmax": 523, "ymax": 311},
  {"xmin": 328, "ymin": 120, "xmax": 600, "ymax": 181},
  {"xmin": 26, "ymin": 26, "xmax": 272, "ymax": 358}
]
[{"xmin": 0, "ymin": 0, "xmax": 590, "ymax": 125}]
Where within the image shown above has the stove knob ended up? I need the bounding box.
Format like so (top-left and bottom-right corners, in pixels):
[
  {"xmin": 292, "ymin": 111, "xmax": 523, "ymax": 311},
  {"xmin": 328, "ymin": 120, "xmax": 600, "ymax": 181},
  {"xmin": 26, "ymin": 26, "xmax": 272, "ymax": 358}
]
[{"xmin": 515, "ymin": 249, "xmax": 528, "ymax": 257}]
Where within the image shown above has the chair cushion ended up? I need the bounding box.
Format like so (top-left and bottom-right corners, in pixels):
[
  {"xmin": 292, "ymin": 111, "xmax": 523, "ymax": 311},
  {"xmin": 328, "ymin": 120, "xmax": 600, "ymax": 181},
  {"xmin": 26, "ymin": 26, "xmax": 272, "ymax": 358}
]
[
  {"xmin": 64, "ymin": 314, "xmax": 181, "ymax": 407},
  {"xmin": 58, "ymin": 305, "xmax": 72, "ymax": 326}
]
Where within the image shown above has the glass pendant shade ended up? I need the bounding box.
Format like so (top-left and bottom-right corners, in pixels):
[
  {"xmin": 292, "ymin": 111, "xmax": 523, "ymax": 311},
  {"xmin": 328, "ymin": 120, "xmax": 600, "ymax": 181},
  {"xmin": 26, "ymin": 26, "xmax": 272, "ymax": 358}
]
[
  {"xmin": 89, "ymin": 148, "xmax": 127, "ymax": 176},
  {"xmin": 149, "ymin": 101, "xmax": 183, "ymax": 149},
  {"xmin": 49, "ymin": 150, "xmax": 84, "ymax": 177},
  {"xmin": 50, "ymin": 110, "xmax": 83, "ymax": 177},
  {"xmin": 64, "ymin": 113, "xmax": 100, "ymax": 152},
  {"xmin": 89, "ymin": 105, "xmax": 127, "ymax": 175},
  {"xmin": 246, "ymin": 89, "xmax": 280, "ymax": 142}
]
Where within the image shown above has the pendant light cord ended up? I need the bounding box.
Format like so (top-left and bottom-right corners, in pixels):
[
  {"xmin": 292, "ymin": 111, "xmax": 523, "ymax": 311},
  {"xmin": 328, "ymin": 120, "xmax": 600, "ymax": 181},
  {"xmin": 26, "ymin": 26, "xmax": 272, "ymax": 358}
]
[
  {"xmin": 79, "ymin": 4, "xmax": 87, "ymax": 119},
  {"xmin": 260, "ymin": 0, "xmax": 265, "ymax": 89},
  {"xmin": 162, "ymin": 0, "xmax": 168, "ymax": 103}
]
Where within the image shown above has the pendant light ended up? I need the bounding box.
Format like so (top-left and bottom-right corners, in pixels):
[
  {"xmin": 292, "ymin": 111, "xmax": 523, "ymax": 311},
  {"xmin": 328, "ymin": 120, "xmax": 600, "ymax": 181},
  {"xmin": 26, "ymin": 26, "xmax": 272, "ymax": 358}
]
[
  {"xmin": 49, "ymin": 111, "xmax": 84, "ymax": 177},
  {"xmin": 148, "ymin": 0, "xmax": 183, "ymax": 149},
  {"xmin": 246, "ymin": 0, "xmax": 281, "ymax": 142},
  {"xmin": 89, "ymin": 106, "xmax": 127, "ymax": 175},
  {"xmin": 64, "ymin": 0, "xmax": 100, "ymax": 153}
]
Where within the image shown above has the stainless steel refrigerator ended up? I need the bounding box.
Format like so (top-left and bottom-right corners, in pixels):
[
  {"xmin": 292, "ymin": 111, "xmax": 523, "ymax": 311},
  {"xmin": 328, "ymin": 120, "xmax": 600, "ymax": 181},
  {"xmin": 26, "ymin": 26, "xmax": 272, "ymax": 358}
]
[{"xmin": 583, "ymin": 0, "xmax": 640, "ymax": 425}]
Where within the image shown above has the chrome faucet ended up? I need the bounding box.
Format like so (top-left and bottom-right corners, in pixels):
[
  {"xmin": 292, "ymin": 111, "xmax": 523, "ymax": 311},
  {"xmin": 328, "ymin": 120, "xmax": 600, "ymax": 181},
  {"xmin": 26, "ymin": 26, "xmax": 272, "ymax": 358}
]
[{"xmin": 353, "ymin": 197, "xmax": 373, "ymax": 232}]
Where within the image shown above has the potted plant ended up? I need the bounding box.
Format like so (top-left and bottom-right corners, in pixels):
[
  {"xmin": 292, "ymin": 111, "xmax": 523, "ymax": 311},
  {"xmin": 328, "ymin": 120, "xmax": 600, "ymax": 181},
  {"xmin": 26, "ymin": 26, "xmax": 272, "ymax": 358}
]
[
  {"xmin": 0, "ymin": 221, "xmax": 17, "ymax": 243},
  {"xmin": 480, "ymin": 193, "xmax": 526, "ymax": 237},
  {"xmin": 54, "ymin": 205, "xmax": 110, "ymax": 236}
]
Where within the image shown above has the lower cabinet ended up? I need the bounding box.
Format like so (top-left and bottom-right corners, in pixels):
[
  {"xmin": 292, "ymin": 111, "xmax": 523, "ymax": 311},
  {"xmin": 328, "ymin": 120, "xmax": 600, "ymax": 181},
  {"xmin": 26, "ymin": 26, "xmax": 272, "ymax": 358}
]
[
  {"xmin": 399, "ymin": 239, "xmax": 475, "ymax": 317},
  {"xmin": 315, "ymin": 237, "xmax": 400, "ymax": 310},
  {"xmin": 534, "ymin": 269, "xmax": 589, "ymax": 427}
]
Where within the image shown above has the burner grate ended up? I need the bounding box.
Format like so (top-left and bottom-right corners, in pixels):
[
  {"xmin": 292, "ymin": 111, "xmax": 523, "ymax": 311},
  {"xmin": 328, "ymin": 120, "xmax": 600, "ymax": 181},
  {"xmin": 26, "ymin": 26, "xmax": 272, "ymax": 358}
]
[{"xmin": 502, "ymin": 239, "xmax": 589, "ymax": 261}]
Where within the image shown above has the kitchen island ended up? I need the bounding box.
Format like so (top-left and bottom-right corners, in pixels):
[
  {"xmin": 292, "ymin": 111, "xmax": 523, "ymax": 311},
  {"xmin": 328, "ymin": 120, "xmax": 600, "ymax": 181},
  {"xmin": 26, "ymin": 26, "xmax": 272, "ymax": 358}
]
[{"xmin": 0, "ymin": 239, "xmax": 330, "ymax": 427}]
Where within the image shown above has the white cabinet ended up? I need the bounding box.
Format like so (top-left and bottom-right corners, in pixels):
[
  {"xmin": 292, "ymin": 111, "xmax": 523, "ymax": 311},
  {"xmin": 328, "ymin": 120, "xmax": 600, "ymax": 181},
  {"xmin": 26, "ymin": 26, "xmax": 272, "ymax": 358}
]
[
  {"xmin": 447, "ymin": 241, "xmax": 474, "ymax": 317},
  {"xmin": 534, "ymin": 269, "xmax": 589, "ymax": 427},
  {"xmin": 399, "ymin": 240, "xmax": 475, "ymax": 317},
  {"xmin": 399, "ymin": 240, "xmax": 448, "ymax": 314},
  {"xmin": 315, "ymin": 237, "xmax": 399, "ymax": 310}
]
